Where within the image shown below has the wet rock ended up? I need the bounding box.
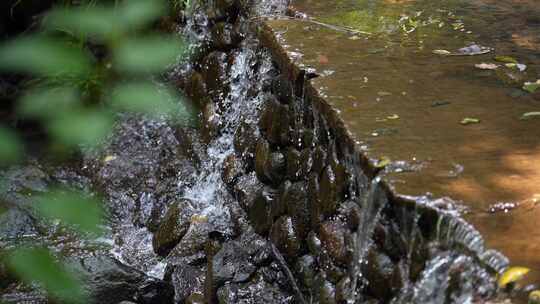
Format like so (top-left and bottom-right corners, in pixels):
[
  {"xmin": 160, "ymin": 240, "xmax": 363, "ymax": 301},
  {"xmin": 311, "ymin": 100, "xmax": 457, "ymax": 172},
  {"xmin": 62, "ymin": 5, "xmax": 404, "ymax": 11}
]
[
  {"xmin": 295, "ymin": 255, "xmax": 316, "ymax": 288},
  {"xmin": 207, "ymin": 0, "xmax": 239, "ymax": 21},
  {"xmin": 363, "ymin": 250, "xmax": 396, "ymax": 301},
  {"xmin": 259, "ymin": 97, "xmax": 290, "ymax": 146},
  {"xmin": 234, "ymin": 122, "xmax": 260, "ymax": 168},
  {"xmin": 270, "ymin": 216, "xmax": 302, "ymax": 259},
  {"xmin": 258, "ymin": 262, "xmax": 288, "ymax": 287},
  {"xmin": 185, "ymin": 292, "xmax": 205, "ymax": 304},
  {"xmin": 212, "ymin": 241, "xmax": 256, "ymax": 286},
  {"xmin": 212, "ymin": 22, "xmax": 240, "ymax": 51},
  {"xmin": 314, "ymin": 276, "xmax": 337, "ymax": 304},
  {"xmin": 307, "ymin": 231, "xmax": 322, "ymax": 255},
  {"xmin": 152, "ymin": 200, "xmax": 191, "ymax": 257},
  {"xmin": 174, "ymin": 126, "xmax": 204, "ymax": 166},
  {"xmin": 167, "ymin": 217, "xmax": 215, "ymax": 262},
  {"xmin": 335, "ymin": 276, "xmax": 353, "ymax": 303},
  {"xmin": 286, "ymin": 147, "xmax": 301, "ymax": 181},
  {"xmin": 2, "ymin": 165, "xmax": 49, "ymax": 195},
  {"xmin": 330, "ymin": 157, "xmax": 348, "ymax": 199},
  {"xmin": 232, "ymin": 173, "xmax": 264, "ymax": 210},
  {"xmin": 222, "ymin": 154, "xmax": 243, "ymax": 189},
  {"xmin": 320, "ymin": 165, "xmax": 339, "ymax": 217},
  {"xmin": 216, "ymin": 273, "xmax": 293, "ymax": 304},
  {"xmin": 0, "ymin": 206, "xmax": 38, "ymax": 239},
  {"xmin": 247, "ymin": 187, "xmax": 277, "ymax": 235},
  {"xmin": 409, "ymin": 234, "xmax": 429, "ymax": 282},
  {"xmin": 319, "ymin": 220, "xmax": 350, "ymax": 265},
  {"xmin": 271, "ymin": 181, "xmax": 289, "ymax": 219},
  {"xmin": 282, "ymin": 181, "xmax": 310, "ymax": 239},
  {"xmin": 307, "ymin": 173, "xmax": 323, "ymax": 227},
  {"xmin": 185, "ymin": 71, "xmax": 210, "ymax": 109},
  {"xmin": 84, "ymin": 116, "xmax": 193, "ymax": 233},
  {"xmin": 201, "ymin": 51, "xmax": 229, "ymax": 102},
  {"xmin": 271, "ymin": 74, "xmax": 294, "ymax": 104},
  {"xmin": 0, "ymin": 290, "xmax": 47, "ymax": 304},
  {"xmin": 202, "ymin": 101, "xmax": 221, "ymax": 141},
  {"xmin": 312, "ymin": 146, "xmax": 327, "ymax": 176},
  {"xmin": 269, "ymin": 105, "xmax": 291, "ymax": 146},
  {"xmin": 170, "ymin": 265, "xmax": 206, "ymax": 303},
  {"xmin": 372, "ymin": 221, "xmax": 406, "ymax": 262},
  {"xmin": 338, "ymin": 200, "xmax": 362, "ymax": 230},
  {"xmin": 67, "ymin": 255, "xmax": 174, "ymax": 304},
  {"xmin": 254, "ymin": 139, "xmax": 286, "ymax": 185},
  {"xmin": 301, "ymin": 129, "xmax": 316, "ymax": 149},
  {"xmin": 299, "ymin": 148, "xmax": 313, "ymax": 177},
  {"xmin": 259, "ymin": 95, "xmax": 279, "ymax": 133}
]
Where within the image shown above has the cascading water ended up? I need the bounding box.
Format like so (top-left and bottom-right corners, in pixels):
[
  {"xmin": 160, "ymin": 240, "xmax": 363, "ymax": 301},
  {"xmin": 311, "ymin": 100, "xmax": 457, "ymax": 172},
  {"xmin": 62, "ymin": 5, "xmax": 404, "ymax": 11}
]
[{"xmin": 180, "ymin": 47, "xmax": 273, "ymax": 223}]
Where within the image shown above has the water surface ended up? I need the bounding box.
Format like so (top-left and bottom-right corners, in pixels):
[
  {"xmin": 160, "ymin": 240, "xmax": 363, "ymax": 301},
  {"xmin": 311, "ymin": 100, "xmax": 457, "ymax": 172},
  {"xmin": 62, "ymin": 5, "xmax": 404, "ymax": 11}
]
[{"xmin": 275, "ymin": 0, "xmax": 540, "ymax": 285}]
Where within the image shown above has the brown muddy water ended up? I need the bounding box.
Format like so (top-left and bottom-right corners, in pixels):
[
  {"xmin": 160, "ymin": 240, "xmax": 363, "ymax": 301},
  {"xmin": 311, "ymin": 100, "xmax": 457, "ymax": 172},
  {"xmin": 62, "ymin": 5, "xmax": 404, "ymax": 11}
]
[{"xmin": 276, "ymin": 0, "xmax": 540, "ymax": 288}]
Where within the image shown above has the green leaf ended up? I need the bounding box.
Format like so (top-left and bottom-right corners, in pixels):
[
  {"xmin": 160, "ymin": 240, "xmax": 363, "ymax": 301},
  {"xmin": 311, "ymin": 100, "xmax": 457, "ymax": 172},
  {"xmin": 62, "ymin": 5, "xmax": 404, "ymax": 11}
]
[
  {"xmin": 494, "ymin": 55, "xmax": 518, "ymax": 64},
  {"xmin": 520, "ymin": 112, "xmax": 540, "ymax": 120},
  {"xmin": 110, "ymin": 82, "xmax": 177, "ymax": 116},
  {"xmin": 44, "ymin": 7, "xmax": 118, "ymax": 41},
  {"xmin": 48, "ymin": 110, "xmax": 113, "ymax": 147},
  {"xmin": 7, "ymin": 247, "xmax": 86, "ymax": 303},
  {"xmin": 0, "ymin": 36, "xmax": 91, "ymax": 77},
  {"xmin": 119, "ymin": 0, "xmax": 166, "ymax": 30},
  {"xmin": 523, "ymin": 81, "xmax": 540, "ymax": 94},
  {"xmin": 0, "ymin": 127, "xmax": 23, "ymax": 164},
  {"xmin": 114, "ymin": 36, "xmax": 184, "ymax": 73},
  {"xmin": 34, "ymin": 190, "xmax": 103, "ymax": 235},
  {"xmin": 18, "ymin": 87, "xmax": 80, "ymax": 120}
]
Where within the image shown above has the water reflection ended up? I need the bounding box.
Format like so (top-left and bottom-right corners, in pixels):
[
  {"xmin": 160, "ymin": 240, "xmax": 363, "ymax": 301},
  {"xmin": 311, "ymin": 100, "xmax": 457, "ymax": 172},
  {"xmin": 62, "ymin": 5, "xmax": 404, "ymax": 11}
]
[{"xmin": 284, "ymin": 0, "xmax": 540, "ymax": 290}]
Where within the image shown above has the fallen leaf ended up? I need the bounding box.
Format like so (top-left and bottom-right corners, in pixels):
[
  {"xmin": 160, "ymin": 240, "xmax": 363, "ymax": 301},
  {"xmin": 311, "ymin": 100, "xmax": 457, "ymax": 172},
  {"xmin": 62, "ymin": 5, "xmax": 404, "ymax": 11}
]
[
  {"xmin": 474, "ymin": 63, "xmax": 499, "ymax": 70},
  {"xmin": 494, "ymin": 55, "xmax": 518, "ymax": 64},
  {"xmin": 523, "ymin": 80, "xmax": 540, "ymax": 93},
  {"xmin": 387, "ymin": 114, "xmax": 400, "ymax": 120},
  {"xmin": 498, "ymin": 266, "xmax": 530, "ymax": 288},
  {"xmin": 318, "ymin": 54, "xmax": 329, "ymax": 64},
  {"xmin": 375, "ymin": 157, "xmax": 391, "ymax": 169},
  {"xmin": 460, "ymin": 117, "xmax": 480, "ymax": 125},
  {"xmin": 520, "ymin": 112, "xmax": 540, "ymax": 120},
  {"xmin": 431, "ymin": 100, "xmax": 451, "ymax": 107},
  {"xmin": 433, "ymin": 49, "xmax": 451, "ymax": 55}
]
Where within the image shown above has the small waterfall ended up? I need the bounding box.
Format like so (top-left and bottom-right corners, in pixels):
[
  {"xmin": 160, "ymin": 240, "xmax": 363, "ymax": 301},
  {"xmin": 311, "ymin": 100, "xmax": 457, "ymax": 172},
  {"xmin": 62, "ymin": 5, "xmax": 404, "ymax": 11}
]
[
  {"xmin": 349, "ymin": 177, "xmax": 387, "ymax": 297},
  {"xmin": 178, "ymin": 46, "xmax": 274, "ymax": 235}
]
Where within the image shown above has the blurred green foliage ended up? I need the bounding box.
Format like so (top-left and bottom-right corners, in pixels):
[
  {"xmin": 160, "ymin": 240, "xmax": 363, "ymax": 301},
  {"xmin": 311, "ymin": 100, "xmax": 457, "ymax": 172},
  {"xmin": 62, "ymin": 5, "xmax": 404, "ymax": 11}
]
[
  {"xmin": 0, "ymin": 0, "xmax": 190, "ymax": 302},
  {"xmin": 7, "ymin": 247, "xmax": 86, "ymax": 303},
  {"xmin": 34, "ymin": 190, "xmax": 105, "ymax": 235}
]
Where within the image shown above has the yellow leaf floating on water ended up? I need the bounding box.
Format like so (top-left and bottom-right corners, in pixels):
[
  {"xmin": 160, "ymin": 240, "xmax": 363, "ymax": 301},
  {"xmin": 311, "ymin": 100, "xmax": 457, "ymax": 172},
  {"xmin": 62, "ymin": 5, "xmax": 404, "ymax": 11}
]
[
  {"xmin": 387, "ymin": 114, "xmax": 400, "ymax": 120},
  {"xmin": 530, "ymin": 290, "xmax": 540, "ymax": 304},
  {"xmin": 498, "ymin": 266, "xmax": 530, "ymax": 288},
  {"xmin": 375, "ymin": 157, "xmax": 391, "ymax": 169},
  {"xmin": 460, "ymin": 117, "xmax": 480, "ymax": 125},
  {"xmin": 494, "ymin": 55, "xmax": 518, "ymax": 64}
]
